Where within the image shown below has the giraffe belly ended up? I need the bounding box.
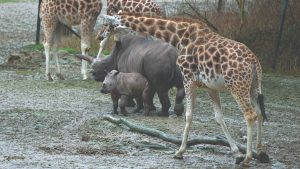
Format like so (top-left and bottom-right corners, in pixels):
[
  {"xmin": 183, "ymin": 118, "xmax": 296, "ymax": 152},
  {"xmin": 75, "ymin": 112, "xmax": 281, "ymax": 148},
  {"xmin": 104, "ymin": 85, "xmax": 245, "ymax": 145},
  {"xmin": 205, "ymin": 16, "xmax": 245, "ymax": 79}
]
[{"xmin": 197, "ymin": 74, "xmax": 226, "ymax": 90}]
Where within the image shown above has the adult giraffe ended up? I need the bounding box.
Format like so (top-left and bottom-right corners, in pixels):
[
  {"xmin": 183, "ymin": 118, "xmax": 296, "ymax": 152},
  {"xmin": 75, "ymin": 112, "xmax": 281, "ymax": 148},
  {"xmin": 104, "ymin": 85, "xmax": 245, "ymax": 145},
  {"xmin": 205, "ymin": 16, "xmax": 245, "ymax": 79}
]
[
  {"xmin": 102, "ymin": 14, "xmax": 269, "ymax": 166},
  {"xmin": 40, "ymin": 0, "xmax": 102, "ymax": 80},
  {"xmin": 96, "ymin": 0, "xmax": 165, "ymax": 58}
]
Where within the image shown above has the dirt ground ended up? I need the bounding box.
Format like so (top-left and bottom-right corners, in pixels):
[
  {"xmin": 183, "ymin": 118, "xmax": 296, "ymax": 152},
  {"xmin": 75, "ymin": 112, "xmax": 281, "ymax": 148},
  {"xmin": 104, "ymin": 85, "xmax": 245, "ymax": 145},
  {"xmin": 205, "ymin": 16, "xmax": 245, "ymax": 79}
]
[{"xmin": 0, "ymin": 1, "xmax": 300, "ymax": 169}]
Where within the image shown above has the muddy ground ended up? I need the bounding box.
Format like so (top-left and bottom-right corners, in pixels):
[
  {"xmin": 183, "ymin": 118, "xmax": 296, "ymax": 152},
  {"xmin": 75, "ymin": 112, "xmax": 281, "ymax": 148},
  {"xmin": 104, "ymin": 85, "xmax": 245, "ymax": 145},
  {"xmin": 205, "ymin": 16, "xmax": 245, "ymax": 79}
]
[
  {"xmin": 0, "ymin": 1, "xmax": 300, "ymax": 169},
  {"xmin": 0, "ymin": 50, "xmax": 299, "ymax": 169}
]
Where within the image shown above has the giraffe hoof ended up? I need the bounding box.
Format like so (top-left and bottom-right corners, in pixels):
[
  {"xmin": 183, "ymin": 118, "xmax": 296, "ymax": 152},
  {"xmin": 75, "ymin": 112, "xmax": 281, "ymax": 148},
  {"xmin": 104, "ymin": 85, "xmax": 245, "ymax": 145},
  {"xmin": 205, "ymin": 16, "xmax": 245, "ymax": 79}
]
[
  {"xmin": 46, "ymin": 74, "xmax": 53, "ymax": 81},
  {"xmin": 257, "ymin": 152, "xmax": 270, "ymax": 163},
  {"xmin": 56, "ymin": 73, "xmax": 65, "ymax": 80},
  {"xmin": 173, "ymin": 153, "xmax": 183, "ymax": 160},
  {"xmin": 235, "ymin": 156, "xmax": 245, "ymax": 164}
]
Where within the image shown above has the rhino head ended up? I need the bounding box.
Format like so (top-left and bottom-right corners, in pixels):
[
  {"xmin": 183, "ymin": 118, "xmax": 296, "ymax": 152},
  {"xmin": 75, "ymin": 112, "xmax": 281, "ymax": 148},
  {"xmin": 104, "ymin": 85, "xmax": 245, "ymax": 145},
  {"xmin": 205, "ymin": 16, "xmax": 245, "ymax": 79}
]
[{"xmin": 100, "ymin": 70, "xmax": 119, "ymax": 94}]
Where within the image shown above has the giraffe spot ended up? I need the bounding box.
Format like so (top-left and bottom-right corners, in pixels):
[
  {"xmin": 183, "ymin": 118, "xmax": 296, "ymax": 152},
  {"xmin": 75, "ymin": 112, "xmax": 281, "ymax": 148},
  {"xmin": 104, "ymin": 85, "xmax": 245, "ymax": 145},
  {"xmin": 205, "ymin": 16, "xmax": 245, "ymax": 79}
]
[
  {"xmin": 125, "ymin": 22, "xmax": 130, "ymax": 27},
  {"xmin": 237, "ymin": 57, "xmax": 243, "ymax": 62},
  {"xmin": 236, "ymin": 49, "xmax": 242, "ymax": 56},
  {"xmin": 215, "ymin": 64, "xmax": 221, "ymax": 74},
  {"xmin": 183, "ymin": 31, "xmax": 190, "ymax": 38},
  {"xmin": 229, "ymin": 61, "xmax": 237, "ymax": 68},
  {"xmin": 186, "ymin": 55, "xmax": 193, "ymax": 63},
  {"xmin": 159, "ymin": 25, "xmax": 166, "ymax": 31},
  {"xmin": 227, "ymin": 69, "xmax": 233, "ymax": 77},
  {"xmin": 206, "ymin": 61, "xmax": 213, "ymax": 68},
  {"xmin": 149, "ymin": 26, "xmax": 155, "ymax": 35},
  {"xmin": 198, "ymin": 46, "xmax": 204, "ymax": 54},
  {"xmin": 190, "ymin": 32, "xmax": 197, "ymax": 42},
  {"xmin": 133, "ymin": 19, "xmax": 139, "ymax": 24},
  {"xmin": 66, "ymin": 4, "xmax": 71, "ymax": 12},
  {"xmin": 222, "ymin": 63, "xmax": 228, "ymax": 71},
  {"xmin": 128, "ymin": 17, "xmax": 134, "ymax": 22},
  {"xmin": 127, "ymin": 2, "xmax": 132, "ymax": 6},
  {"xmin": 210, "ymin": 70, "xmax": 215, "ymax": 79},
  {"xmin": 187, "ymin": 45, "xmax": 194, "ymax": 54},
  {"xmin": 163, "ymin": 31, "xmax": 171, "ymax": 42},
  {"xmin": 190, "ymin": 64, "xmax": 198, "ymax": 72},
  {"xmin": 223, "ymin": 41, "xmax": 228, "ymax": 46},
  {"xmin": 139, "ymin": 18, "xmax": 145, "ymax": 22},
  {"xmin": 171, "ymin": 35, "xmax": 180, "ymax": 47},
  {"xmin": 213, "ymin": 52, "xmax": 221, "ymax": 63},
  {"xmin": 177, "ymin": 29, "xmax": 186, "ymax": 37},
  {"xmin": 208, "ymin": 47, "xmax": 217, "ymax": 54},
  {"xmin": 132, "ymin": 24, "xmax": 137, "ymax": 31},
  {"xmin": 139, "ymin": 24, "xmax": 147, "ymax": 33},
  {"xmin": 182, "ymin": 62, "xmax": 189, "ymax": 68},
  {"xmin": 205, "ymin": 68, "xmax": 209, "ymax": 76},
  {"xmin": 195, "ymin": 36, "xmax": 204, "ymax": 45},
  {"xmin": 166, "ymin": 22, "xmax": 176, "ymax": 33},
  {"xmin": 157, "ymin": 20, "xmax": 167, "ymax": 26},
  {"xmin": 183, "ymin": 69, "xmax": 189, "ymax": 75},
  {"xmin": 144, "ymin": 19, "xmax": 154, "ymax": 26},
  {"xmin": 204, "ymin": 52, "xmax": 210, "ymax": 60},
  {"xmin": 181, "ymin": 38, "xmax": 189, "ymax": 46},
  {"xmin": 156, "ymin": 31, "xmax": 162, "ymax": 39}
]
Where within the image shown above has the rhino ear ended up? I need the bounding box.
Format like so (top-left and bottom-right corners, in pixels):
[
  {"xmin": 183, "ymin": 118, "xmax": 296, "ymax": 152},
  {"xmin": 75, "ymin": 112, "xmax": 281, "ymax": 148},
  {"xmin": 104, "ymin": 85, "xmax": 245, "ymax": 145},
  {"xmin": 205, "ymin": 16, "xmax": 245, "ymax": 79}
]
[{"xmin": 111, "ymin": 70, "xmax": 120, "ymax": 76}]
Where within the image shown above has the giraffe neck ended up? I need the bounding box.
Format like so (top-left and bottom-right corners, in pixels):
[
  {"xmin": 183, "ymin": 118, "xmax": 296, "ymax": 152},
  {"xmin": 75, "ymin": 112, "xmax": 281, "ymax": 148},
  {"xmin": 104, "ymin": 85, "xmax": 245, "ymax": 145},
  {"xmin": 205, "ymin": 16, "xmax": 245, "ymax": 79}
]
[
  {"xmin": 107, "ymin": 0, "xmax": 163, "ymax": 16},
  {"xmin": 120, "ymin": 15, "xmax": 214, "ymax": 50}
]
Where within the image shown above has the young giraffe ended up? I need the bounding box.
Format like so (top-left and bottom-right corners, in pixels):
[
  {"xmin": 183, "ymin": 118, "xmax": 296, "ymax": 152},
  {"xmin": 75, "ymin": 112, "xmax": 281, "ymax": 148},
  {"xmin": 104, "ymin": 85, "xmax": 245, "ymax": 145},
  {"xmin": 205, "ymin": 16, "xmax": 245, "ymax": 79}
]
[
  {"xmin": 40, "ymin": 0, "xmax": 102, "ymax": 80},
  {"xmin": 103, "ymin": 14, "xmax": 269, "ymax": 165},
  {"xmin": 96, "ymin": 0, "xmax": 164, "ymax": 58}
]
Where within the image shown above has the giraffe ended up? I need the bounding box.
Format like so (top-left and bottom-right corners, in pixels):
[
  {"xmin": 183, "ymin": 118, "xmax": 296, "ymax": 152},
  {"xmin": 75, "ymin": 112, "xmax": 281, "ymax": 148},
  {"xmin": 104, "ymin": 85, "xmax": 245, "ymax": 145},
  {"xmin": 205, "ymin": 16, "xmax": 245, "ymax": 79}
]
[
  {"xmin": 40, "ymin": 0, "xmax": 102, "ymax": 80},
  {"xmin": 102, "ymin": 14, "xmax": 270, "ymax": 166},
  {"xmin": 96, "ymin": 0, "xmax": 165, "ymax": 58}
]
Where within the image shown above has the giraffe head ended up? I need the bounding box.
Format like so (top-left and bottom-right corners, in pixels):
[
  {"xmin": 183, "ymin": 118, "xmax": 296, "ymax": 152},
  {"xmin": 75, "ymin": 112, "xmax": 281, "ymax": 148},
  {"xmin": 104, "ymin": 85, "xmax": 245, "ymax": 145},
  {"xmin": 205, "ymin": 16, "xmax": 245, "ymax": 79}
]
[{"xmin": 103, "ymin": 14, "xmax": 126, "ymax": 30}]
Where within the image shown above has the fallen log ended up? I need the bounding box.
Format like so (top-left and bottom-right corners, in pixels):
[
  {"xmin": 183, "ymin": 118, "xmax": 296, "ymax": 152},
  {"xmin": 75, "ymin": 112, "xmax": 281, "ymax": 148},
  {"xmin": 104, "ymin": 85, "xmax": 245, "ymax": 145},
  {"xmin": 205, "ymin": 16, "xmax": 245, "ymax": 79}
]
[{"xmin": 102, "ymin": 115, "xmax": 260, "ymax": 159}]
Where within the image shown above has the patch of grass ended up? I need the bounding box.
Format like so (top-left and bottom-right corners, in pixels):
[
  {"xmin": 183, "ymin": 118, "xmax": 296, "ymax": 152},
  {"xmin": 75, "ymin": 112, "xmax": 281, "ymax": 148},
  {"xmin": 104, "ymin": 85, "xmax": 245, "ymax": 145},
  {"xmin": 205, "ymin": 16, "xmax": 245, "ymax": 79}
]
[
  {"xmin": 59, "ymin": 47, "xmax": 78, "ymax": 54},
  {"xmin": 23, "ymin": 44, "xmax": 44, "ymax": 52}
]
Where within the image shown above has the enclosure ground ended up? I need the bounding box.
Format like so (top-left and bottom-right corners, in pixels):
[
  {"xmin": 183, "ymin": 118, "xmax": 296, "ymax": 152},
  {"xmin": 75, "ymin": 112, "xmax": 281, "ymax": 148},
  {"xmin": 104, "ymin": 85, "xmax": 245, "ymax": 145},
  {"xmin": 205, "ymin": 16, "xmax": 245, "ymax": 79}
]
[{"xmin": 0, "ymin": 1, "xmax": 299, "ymax": 169}]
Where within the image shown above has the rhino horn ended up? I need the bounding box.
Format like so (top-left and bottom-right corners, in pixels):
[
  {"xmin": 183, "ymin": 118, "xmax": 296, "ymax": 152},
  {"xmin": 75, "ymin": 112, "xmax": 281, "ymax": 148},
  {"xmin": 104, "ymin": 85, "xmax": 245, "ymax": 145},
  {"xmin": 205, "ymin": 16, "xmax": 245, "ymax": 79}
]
[{"xmin": 75, "ymin": 54, "xmax": 94, "ymax": 63}]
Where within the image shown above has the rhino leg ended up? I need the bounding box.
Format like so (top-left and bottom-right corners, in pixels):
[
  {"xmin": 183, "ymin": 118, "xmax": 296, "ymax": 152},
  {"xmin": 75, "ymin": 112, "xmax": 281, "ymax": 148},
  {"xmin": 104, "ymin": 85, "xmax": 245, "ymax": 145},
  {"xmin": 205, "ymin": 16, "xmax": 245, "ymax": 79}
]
[
  {"xmin": 174, "ymin": 87, "xmax": 185, "ymax": 116},
  {"xmin": 126, "ymin": 98, "xmax": 136, "ymax": 107},
  {"xmin": 119, "ymin": 95, "xmax": 129, "ymax": 116},
  {"xmin": 111, "ymin": 93, "xmax": 119, "ymax": 114},
  {"xmin": 157, "ymin": 91, "xmax": 171, "ymax": 117},
  {"xmin": 134, "ymin": 96, "xmax": 144, "ymax": 113},
  {"xmin": 143, "ymin": 84, "xmax": 156, "ymax": 115}
]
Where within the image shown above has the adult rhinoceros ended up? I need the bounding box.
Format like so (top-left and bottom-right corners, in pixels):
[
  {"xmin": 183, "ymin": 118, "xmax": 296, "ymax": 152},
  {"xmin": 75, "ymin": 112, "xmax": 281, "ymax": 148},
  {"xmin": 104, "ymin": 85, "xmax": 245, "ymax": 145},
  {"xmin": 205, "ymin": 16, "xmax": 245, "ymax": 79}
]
[{"xmin": 79, "ymin": 34, "xmax": 184, "ymax": 116}]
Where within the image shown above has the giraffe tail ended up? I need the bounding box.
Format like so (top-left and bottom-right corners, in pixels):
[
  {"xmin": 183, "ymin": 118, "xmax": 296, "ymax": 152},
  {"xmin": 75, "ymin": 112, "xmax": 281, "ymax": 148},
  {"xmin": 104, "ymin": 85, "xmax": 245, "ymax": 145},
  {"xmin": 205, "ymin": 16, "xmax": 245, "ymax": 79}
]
[{"xmin": 252, "ymin": 64, "xmax": 268, "ymax": 122}]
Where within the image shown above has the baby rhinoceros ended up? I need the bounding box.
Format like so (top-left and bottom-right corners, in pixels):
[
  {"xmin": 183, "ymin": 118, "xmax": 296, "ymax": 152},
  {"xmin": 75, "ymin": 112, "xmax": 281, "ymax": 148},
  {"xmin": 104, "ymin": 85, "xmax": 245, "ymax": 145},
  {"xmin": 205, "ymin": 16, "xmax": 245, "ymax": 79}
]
[{"xmin": 101, "ymin": 70, "xmax": 148, "ymax": 116}]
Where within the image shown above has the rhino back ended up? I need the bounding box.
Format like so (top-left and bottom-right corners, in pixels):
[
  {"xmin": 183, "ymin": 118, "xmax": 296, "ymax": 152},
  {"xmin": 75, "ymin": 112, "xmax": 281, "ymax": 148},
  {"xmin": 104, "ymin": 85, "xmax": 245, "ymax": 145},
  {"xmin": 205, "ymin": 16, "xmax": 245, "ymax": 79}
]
[
  {"xmin": 115, "ymin": 35, "xmax": 182, "ymax": 91},
  {"xmin": 116, "ymin": 72, "xmax": 147, "ymax": 97}
]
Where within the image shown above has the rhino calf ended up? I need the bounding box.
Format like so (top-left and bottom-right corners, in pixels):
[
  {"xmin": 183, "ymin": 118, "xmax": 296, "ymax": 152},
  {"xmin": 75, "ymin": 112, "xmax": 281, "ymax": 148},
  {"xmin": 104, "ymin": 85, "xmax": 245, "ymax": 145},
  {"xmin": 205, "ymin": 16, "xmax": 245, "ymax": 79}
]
[{"xmin": 101, "ymin": 70, "xmax": 148, "ymax": 116}]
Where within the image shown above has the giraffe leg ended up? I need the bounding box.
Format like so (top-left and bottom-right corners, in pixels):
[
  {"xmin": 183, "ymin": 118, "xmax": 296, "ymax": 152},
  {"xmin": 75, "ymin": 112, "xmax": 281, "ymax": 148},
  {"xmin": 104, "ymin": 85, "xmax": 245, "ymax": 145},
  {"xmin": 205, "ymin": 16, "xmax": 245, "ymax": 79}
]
[
  {"xmin": 97, "ymin": 32, "xmax": 111, "ymax": 59},
  {"xmin": 252, "ymin": 94, "xmax": 270, "ymax": 163},
  {"xmin": 174, "ymin": 82, "xmax": 195, "ymax": 159},
  {"xmin": 80, "ymin": 20, "xmax": 93, "ymax": 80},
  {"xmin": 43, "ymin": 42, "xmax": 53, "ymax": 81},
  {"xmin": 42, "ymin": 18, "xmax": 58, "ymax": 81},
  {"xmin": 53, "ymin": 45, "xmax": 64, "ymax": 80},
  {"xmin": 230, "ymin": 88, "xmax": 257, "ymax": 166},
  {"xmin": 206, "ymin": 89, "xmax": 243, "ymax": 160}
]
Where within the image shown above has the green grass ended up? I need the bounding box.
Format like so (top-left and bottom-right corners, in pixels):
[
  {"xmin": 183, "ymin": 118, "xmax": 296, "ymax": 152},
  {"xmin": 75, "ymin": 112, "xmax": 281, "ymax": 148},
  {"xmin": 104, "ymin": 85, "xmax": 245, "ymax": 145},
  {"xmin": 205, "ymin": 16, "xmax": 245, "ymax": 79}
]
[{"xmin": 23, "ymin": 44, "xmax": 44, "ymax": 51}]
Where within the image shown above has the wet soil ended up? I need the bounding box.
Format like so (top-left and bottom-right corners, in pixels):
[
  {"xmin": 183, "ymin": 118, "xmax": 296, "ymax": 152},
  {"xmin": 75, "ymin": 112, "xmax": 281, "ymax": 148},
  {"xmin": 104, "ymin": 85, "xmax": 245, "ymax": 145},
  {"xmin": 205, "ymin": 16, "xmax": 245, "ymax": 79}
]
[{"xmin": 0, "ymin": 1, "xmax": 300, "ymax": 169}]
